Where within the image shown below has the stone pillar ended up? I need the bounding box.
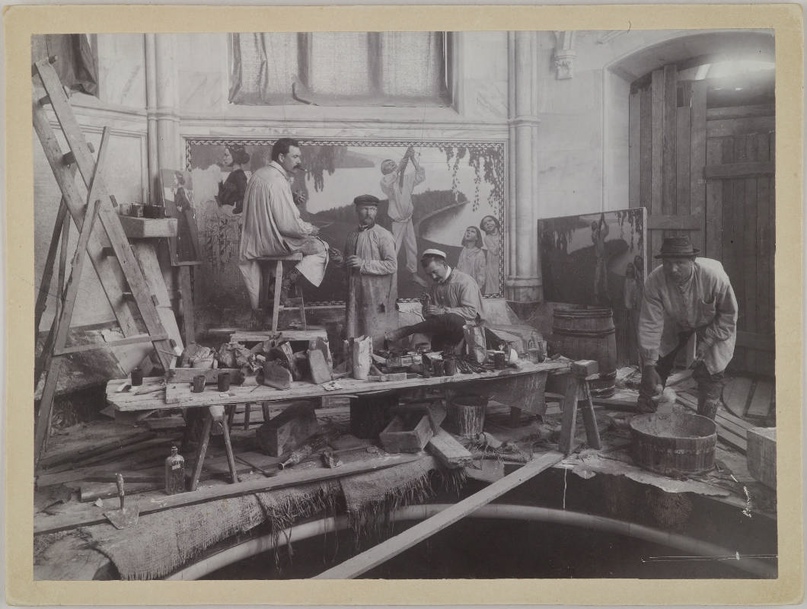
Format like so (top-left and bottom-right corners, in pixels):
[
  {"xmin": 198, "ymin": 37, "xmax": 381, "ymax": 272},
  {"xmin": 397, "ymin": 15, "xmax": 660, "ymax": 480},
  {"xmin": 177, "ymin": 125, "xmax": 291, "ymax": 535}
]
[
  {"xmin": 506, "ymin": 31, "xmax": 543, "ymax": 306},
  {"xmin": 145, "ymin": 33, "xmax": 181, "ymax": 201}
]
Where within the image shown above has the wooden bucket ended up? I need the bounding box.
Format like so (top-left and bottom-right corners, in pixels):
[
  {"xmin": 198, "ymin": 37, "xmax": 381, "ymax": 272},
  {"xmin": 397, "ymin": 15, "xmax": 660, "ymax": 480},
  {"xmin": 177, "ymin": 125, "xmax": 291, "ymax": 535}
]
[
  {"xmin": 629, "ymin": 412, "xmax": 717, "ymax": 475},
  {"xmin": 446, "ymin": 396, "xmax": 488, "ymax": 438},
  {"xmin": 552, "ymin": 306, "xmax": 617, "ymax": 397}
]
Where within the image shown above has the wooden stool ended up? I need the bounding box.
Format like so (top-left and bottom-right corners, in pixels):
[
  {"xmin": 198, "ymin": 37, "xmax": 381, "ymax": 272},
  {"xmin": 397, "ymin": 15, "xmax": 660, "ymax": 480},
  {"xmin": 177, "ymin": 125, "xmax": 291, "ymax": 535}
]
[
  {"xmin": 188, "ymin": 405, "xmax": 240, "ymax": 491},
  {"xmin": 257, "ymin": 254, "xmax": 307, "ymax": 331},
  {"xmin": 559, "ymin": 360, "xmax": 603, "ymax": 455}
]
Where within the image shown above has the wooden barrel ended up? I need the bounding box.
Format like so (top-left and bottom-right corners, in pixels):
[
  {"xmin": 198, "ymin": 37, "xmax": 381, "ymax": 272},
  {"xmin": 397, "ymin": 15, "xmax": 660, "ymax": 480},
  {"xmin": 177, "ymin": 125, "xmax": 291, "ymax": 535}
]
[
  {"xmin": 552, "ymin": 306, "xmax": 617, "ymax": 397},
  {"xmin": 445, "ymin": 396, "xmax": 488, "ymax": 438},
  {"xmin": 630, "ymin": 412, "xmax": 717, "ymax": 475}
]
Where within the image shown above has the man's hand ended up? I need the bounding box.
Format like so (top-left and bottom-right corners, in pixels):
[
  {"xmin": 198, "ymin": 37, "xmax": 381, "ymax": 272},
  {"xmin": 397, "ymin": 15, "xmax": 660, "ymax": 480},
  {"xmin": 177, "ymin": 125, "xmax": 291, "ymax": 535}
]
[
  {"xmin": 292, "ymin": 190, "xmax": 308, "ymax": 207},
  {"xmin": 346, "ymin": 255, "xmax": 363, "ymax": 270},
  {"xmin": 692, "ymin": 340, "xmax": 711, "ymax": 367},
  {"xmin": 638, "ymin": 364, "xmax": 663, "ymax": 413},
  {"xmin": 423, "ymin": 304, "xmax": 444, "ymax": 317}
]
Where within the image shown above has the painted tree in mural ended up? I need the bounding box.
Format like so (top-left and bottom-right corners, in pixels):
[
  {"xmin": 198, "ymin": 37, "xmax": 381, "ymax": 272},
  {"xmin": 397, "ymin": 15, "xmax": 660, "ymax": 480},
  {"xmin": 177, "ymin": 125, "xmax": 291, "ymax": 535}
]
[{"xmin": 440, "ymin": 143, "xmax": 504, "ymax": 211}]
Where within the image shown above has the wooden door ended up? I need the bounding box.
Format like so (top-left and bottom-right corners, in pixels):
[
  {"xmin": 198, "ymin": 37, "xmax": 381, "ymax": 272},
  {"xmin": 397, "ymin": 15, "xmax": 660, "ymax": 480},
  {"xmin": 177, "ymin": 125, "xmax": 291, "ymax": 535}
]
[{"xmin": 704, "ymin": 106, "xmax": 775, "ymax": 377}]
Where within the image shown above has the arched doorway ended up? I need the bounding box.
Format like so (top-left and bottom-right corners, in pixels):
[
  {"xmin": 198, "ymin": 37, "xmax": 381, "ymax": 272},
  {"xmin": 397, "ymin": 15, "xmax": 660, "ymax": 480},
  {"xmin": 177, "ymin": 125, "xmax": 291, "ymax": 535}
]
[{"xmin": 609, "ymin": 32, "xmax": 775, "ymax": 377}]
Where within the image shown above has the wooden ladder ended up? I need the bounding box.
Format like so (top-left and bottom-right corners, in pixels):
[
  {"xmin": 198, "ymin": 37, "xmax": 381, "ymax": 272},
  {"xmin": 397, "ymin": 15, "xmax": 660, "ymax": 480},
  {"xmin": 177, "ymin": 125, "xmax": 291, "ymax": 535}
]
[{"xmin": 32, "ymin": 57, "xmax": 181, "ymax": 465}]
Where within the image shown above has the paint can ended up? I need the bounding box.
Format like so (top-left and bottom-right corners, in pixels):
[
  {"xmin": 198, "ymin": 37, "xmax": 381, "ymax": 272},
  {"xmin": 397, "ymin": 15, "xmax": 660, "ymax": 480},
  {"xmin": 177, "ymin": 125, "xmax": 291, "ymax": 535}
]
[
  {"xmin": 493, "ymin": 351, "xmax": 507, "ymax": 370},
  {"xmin": 443, "ymin": 357, "xmax": 457, "ymax": 376},
  {"xmin": 130, "ymin": 367, "xmax": 143, "ymax": 386},
  {"xmin": 191, "ymin": 375, "xmax": 206, "ymax": 393},
  {"xmin": 129, "ymin": 203, "xmax": 143, "ymax": 218},
  {"xmin": 432, "ymin": 359, "xmax": 445, "ymax": 377},
  {"xmin": 217, "ymin": 371, "xmax": 231, "ymax": 392}
]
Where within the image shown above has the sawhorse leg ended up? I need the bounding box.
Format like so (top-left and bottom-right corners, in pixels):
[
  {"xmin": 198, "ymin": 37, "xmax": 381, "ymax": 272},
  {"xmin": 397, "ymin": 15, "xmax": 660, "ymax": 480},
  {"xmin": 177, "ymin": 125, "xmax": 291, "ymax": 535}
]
[
  {"xmin": 559, "ymin": 361, "xmax": 602, "ymax": 455},
  {"xmin": 188, "ymin": 405, "xmax": 240, "ymax": 491}
]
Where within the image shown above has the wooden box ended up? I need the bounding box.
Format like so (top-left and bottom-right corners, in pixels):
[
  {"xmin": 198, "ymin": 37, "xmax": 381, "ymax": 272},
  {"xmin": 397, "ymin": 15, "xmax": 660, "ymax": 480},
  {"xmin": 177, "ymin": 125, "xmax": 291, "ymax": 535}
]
[
  {"xmin": 118, "ymin": 216, "xmax": 177, "ymax": 239},
  {"xmin": 747, "ymin": 427, "xmax": 776, "ymax": 489},
  {"xmin": 256, "ymin": 401, "xmax": 319, "ymax": 457},
  {"xmin": 379, "ymin": 413, "xmax": 433, "ymax": 454}
]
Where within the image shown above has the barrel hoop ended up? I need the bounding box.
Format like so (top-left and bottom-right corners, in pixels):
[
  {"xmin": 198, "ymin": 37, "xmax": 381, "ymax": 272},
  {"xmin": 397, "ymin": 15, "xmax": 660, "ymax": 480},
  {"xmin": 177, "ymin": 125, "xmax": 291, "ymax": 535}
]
[{"xmin": 553, "ymin": 328, "xmax": 616, "ymax": 338}]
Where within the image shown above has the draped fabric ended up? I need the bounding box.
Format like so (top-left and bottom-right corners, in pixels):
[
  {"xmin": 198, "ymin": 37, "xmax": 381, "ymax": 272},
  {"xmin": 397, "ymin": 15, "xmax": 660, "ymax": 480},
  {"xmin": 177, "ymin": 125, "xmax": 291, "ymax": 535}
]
[
  {"xmin": 229, "ymin": 32, "xmax": 446, "ymax": 105},
  {"xmin": 32, "ymin": 34, "xmax": 98, "ymax": 96}
]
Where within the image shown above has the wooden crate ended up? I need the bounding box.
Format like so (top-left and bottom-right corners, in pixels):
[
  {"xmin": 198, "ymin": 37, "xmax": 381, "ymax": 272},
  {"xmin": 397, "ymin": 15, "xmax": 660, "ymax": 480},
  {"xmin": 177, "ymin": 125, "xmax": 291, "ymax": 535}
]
[
  {"xmin": 379, "ymin": 413, "xmax": 433, "ymax": 454},
  {"xmin": 256, "ymin": 401, "xmax": 319, "ymax": 457},
  {"xmin": 747, "ymin": 427, "xmax": 776, "ymax": 489}
]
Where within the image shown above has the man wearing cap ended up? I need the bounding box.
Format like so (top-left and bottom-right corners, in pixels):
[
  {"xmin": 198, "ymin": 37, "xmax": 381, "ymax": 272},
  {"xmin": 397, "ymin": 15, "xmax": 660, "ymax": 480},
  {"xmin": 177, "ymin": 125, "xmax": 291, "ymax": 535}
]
[
  {"xmin": 343, "ymin": 194, "xmax": 398, "ymax": 338},
  {"xmin": 238, "ymin": 138, "xmax": 333, "ymax": 326},
  {"xmin": 638, "ymin": 236, "xmax": 738, "ymax": 419},
  {"xmin": 383, "ymin": 249, "xmax": 484, "ymax": 351}
]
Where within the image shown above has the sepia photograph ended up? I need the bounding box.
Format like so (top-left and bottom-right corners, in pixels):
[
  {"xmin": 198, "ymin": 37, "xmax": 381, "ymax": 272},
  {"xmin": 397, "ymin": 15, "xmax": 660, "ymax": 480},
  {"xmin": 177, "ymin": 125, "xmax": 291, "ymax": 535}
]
[{"xmin": 4, "ymin": 3, "xmax": 803, "ymax": 606}]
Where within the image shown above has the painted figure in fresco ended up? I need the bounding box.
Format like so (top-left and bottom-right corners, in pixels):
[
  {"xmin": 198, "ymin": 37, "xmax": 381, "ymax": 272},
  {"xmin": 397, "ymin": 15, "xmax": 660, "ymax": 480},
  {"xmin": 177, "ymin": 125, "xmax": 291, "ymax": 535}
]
[
  {"xmin": 456, "ymin": 226, "xmax": 486, "ymax": 293},
  {"xmin": 383, "ymin": 249, "xmax": 484, "ymax": 352},
  {"xmin": 637, "ymin": 237, "xmax": 738, "ymax": 420},
  {"xmin": 343, "ymin": 194, "xmax": 398, "ymax": 341},
  {"xmin": 380, "ymin": 145, "xmax": 428, "ymax": 288},
  {"xmin": 480, "ymin": 215, "xmax": 502, "ymax": 295},
  {"xmin": 238, "ymin": 138, "xmax": 333, "ymax": 326},
  {"xmin": 216, "ymin": 144, "xmax": 250, "ymax": 214},
  {"xmin": 172, "ymin": 171, "xmax": 200, "ymax": 263},
  {"xmin": 591, "ymin": 213, "xmax": 610, "ymax": 304}
]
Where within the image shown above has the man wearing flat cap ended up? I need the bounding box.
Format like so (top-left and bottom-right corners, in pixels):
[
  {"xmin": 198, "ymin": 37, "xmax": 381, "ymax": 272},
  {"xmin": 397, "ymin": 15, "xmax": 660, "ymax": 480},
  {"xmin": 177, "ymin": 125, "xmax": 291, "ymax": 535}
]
[
  {"xmin": 638, "ymin": 236, "xmax": 738, "ymax": 419},
  {"xmin": 384, "ymin": 249, "xmax": 485, "ymax": 352},
  {"xmin": 343, "ymin": 194, "xmax": 398, "ymax": 338}
]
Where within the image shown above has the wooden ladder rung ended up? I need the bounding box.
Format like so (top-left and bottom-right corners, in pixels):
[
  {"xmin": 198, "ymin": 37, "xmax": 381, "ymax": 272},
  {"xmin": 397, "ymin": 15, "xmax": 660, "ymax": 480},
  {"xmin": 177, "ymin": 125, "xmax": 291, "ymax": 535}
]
[{"xmin": 53, "ymin": 333, "xmax": 170, "ymax": 356}]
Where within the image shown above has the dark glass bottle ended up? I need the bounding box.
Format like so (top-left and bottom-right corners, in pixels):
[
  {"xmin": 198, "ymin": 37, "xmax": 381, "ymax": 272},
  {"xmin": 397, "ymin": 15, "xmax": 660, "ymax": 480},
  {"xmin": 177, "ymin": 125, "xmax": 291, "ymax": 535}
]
[{"xmin": 164, "ymin": 446, "xmax": 185, "ymax": 495}]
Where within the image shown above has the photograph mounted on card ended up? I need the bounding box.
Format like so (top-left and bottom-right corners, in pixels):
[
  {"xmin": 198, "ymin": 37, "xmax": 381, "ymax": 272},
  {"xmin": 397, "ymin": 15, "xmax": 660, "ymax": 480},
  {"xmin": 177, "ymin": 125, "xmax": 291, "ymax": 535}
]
[
  {"xmin": 186, "ymin": 139, "xmax": 506, "ymax": 306},
  {"xmin": 160, "ymin": 168, "xmax": 202, "ymax": 266}
]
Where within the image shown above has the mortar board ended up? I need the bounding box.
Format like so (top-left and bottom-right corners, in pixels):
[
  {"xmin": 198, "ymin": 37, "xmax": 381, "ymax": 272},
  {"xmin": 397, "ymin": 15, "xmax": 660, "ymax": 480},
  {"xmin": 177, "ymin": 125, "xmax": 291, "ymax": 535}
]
[
  {"xmin": 654, "ymin": 236, "xmax": 700, "ymax": 259},
  {"xmin": 353, "ymin": 194, "xmax": 380, "ymax": 207}
]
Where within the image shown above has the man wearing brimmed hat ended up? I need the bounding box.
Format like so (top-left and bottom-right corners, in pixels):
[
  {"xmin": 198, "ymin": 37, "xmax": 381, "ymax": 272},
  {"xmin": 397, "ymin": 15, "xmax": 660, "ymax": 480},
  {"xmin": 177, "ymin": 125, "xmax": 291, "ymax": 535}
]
[
  {"xmin": 638, "ymin": 236, "xmax": 738, "ymax": 419},
  {"xmin": 343, "ymin": 194, "xmax": 398, "ymax": 339},
  {"xmin": 382, "ymin": 248, "xmax": 484, "ymax": 351}
]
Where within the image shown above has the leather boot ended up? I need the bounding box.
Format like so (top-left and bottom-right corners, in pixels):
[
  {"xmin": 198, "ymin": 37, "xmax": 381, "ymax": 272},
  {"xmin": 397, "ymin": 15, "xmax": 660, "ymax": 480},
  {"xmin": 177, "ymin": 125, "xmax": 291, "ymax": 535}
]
[{"xmin": 698, "ymin": 398, "xmax": 720, "ymax": 420}]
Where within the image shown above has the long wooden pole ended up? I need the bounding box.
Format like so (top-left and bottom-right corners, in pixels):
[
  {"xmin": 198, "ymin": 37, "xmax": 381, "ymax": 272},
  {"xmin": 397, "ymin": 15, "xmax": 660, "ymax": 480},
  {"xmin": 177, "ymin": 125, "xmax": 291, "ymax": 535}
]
[{"xmin": 313, "ymin": 451, "xmax": 565, "ymax": 579}]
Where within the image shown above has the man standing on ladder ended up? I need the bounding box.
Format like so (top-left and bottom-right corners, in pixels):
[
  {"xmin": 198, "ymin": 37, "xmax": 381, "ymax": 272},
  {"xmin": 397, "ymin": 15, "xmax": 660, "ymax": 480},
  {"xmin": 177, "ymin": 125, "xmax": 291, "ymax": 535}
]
[
  {"xmin": 238, "ymin": 138, "xmax": 336, "ymax": 326},
  {"xmin": 637, "ymin": 236, "xmax": 738, "ymax": 419}
]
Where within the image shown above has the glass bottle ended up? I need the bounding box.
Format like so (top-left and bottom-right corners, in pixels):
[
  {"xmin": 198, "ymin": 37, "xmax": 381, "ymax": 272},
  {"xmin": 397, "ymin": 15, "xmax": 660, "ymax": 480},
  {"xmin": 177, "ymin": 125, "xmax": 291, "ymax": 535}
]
[{"xmin": 164, "ymin": 445, "xmax": 185, "ymax": 495}]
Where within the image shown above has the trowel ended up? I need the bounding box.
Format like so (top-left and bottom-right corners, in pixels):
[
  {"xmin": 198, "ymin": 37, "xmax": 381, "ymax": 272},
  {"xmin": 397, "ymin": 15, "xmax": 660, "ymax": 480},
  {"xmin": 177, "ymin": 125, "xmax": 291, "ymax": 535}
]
[{"xmin": 103, "ymin": 474, "xmax": 140, "ymax": 529}]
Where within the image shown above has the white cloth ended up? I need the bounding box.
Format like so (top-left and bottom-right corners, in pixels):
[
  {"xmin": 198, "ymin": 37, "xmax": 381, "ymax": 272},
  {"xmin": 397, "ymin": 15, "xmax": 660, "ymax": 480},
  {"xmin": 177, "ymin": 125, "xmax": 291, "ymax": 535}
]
[
  {"xmin": 638, "ymin": 258, "xmax": 738, "ymax": 375},
  {"xmin": 456, "ymin": 246, "xmax": 486, "ymax": 293},
  {"xmin": 239, "ymin": 161, "xmax": 328, "ymax": 289}
]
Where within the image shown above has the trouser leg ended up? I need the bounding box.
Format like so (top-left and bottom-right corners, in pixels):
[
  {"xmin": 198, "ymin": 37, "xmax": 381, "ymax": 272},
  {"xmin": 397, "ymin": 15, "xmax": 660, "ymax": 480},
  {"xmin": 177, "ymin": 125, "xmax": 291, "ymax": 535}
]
[
  {"xmin": 693, "ymin": 361, "xmax": 725, "ymax": 420},
  {"xmin": 390, "ymin": 313, "xmax": 466, "ymax": 351}
]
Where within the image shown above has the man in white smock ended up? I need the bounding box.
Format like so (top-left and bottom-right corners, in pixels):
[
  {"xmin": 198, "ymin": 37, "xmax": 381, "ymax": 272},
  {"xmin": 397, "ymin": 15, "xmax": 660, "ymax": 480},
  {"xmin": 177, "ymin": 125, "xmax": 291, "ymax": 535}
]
[{"xmin": 238, "ymin": 138, "xmax": 330, "ymax": 325}]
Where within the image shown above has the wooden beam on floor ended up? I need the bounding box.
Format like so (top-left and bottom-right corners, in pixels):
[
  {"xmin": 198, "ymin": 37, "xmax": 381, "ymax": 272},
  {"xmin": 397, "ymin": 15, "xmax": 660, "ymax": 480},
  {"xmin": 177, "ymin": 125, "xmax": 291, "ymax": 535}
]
[{"xmin": 312, "ymin": 450, "xmax": 565, "ymax": 579}]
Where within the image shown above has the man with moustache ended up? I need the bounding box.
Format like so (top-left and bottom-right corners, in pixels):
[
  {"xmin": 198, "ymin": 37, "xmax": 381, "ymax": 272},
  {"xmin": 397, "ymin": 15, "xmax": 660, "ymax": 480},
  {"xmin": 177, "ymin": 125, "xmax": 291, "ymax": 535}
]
[
  {"xmin": 343, "ymin": 194, "xmax": 398, "ymax": 339},
  {"xmin": 637, "ymin": 237, "xmax": 738, "ymax": 419},
  {"xmin": 238, "ymin": 138, "xmax": 331, "ymax": 326}
]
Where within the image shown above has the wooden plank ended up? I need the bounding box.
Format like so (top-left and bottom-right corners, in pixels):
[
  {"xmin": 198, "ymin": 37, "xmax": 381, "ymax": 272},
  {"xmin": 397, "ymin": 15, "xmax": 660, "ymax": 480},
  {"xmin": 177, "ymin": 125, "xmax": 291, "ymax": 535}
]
[
  {"xmin": 35, "ymin": 198, "xmax": 71, "ymax": 334},
  {"xmin": 31, "ymin": 94, "xmax": 140, "ymax": 337},
  {"xmin": 689, "ymin": 80, "xmax": 707, "ymax": 252},
  {"xmin": 118, "ymin": 216, "xmax": 178, "ymax": 239},
  {"xmin": 703, "ymin": 162, "xmax": 774, "ymax": 180},
  {"xmin": 165, "ymin": 368, "xmax": 242, "ymax": 384},
  {"xmin": 112, "ymin": 361, "xmax": 569, "ymax": 412},
  {"xmin": 706, "ymin": 104, "xmax": 774, "ymax": 120},
  {"xmin": 646, "ymin": 215, "xmax": 701, "ymax": 231},
  {"xmin": 34, "ymin": 453, "xmax": 422, "ymax": 535},
  {"xmin": 639, "ymin": 85, "xmax": 653, "ymax": 211},
  {"xmin": 746, "ymin": 427, "xmax": 776, "ymax": 489},
  {"xmin": 706, "ymin": 116, "xmax": 775, "ymax": 138},
  {"xmin": 722, "ymin": 377, "xmax": 754, "ymax": 416},
  {"xmin": 427, "ymin": 428, "xmax": 473, "ymax": 469},
  {"xmin": 733, "ymin": 136, "xmax": 748, "ymax": 351},
  {"xmin": 313, "ymin": 451, "xmax": 565, "ymax": 579},
  {"xmin": 747, "ymin": 380, "xmax": 774, "ymax": 419},
  {"xmin": 703, "ymin": 138, "xmax": 723, "ymax": 259},
  {"xmin": 744, "ymin": 138, "xmax": 760, "ymax": 375},
  {"xmin": 559, "ymin": 376, "xmax": 580, "ymax": 455},
  {"xmin": 178, "ymin": 265, "xmax": 195, "ymax": 345},
  {"xmin": 629, "ymin": 90, "xmax": 641, "ymax": 209},
  {"xmin": 662, "ymin": 65, "xmax": 678, "ymax": 216},
  {"xmin": 650, "ymin": 69, "xmax": 665, "ymax": 221},
  {"xmin": 676, "ymin": 82, "xmax": 692, "ymax": 217},
  {"xmin": 229, "ymin": 328, "xmax": 327, "ymax": 343}
]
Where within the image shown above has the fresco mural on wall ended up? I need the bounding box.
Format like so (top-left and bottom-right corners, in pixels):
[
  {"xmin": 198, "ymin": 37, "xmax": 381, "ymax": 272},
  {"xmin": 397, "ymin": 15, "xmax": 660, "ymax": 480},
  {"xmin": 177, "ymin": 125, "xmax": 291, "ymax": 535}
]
[
  {"xmin": 159, "ymin": 168, "xmax": 202, "ymax": 266},
  {"xmin": 186, "ymin": 139, "xmax": 506, "ymax": 313},
  {"xmin": 538, "ymin": 208, "xmax": 646, "ymax": 364}
]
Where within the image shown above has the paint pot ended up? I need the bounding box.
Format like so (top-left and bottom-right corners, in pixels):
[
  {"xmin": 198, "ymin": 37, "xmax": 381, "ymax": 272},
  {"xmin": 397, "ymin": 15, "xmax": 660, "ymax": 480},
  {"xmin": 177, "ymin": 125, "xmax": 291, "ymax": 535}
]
[
  {"xmin": 432, "ymin": 359, "xmax": 445, "ymax": 377},
  {"xmin": 191, "ymin": 375, "xmax": 206, "ymax": 393},
  {"xmin": 443, "ymin": 357, "xmax": 457, "ymax": 376},
  {"xmin": 129, "ymin": 203, "xmax": 144, "ymax": 218},
  {"xmin": 130, "ymin": 367, "xmax": 143, "ymax": 386},
  {"xmin": 493, "ymin": 351, "xmax": 507, "ymax": 370},
  {"xmin": 217, "ymin": 371, "xmax": 231, "ymax": 392},
  {"xmin": 144, "ymin": 204, "xmax": 166, "ymax": 219}
]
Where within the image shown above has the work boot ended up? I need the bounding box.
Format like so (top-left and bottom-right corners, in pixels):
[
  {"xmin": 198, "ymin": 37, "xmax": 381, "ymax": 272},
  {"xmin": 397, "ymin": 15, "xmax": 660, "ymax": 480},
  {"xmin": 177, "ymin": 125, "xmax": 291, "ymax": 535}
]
[{"xmin": 698, "ymin": 398, "xmax": 721, "ymax": 420}]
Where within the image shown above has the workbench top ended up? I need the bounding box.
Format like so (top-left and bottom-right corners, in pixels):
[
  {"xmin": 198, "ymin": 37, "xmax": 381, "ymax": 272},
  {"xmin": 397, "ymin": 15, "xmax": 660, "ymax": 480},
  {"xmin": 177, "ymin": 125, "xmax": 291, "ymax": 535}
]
[{"xmin": 106, "ymin": 360, "xmax": 570, "ymax": 412}]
